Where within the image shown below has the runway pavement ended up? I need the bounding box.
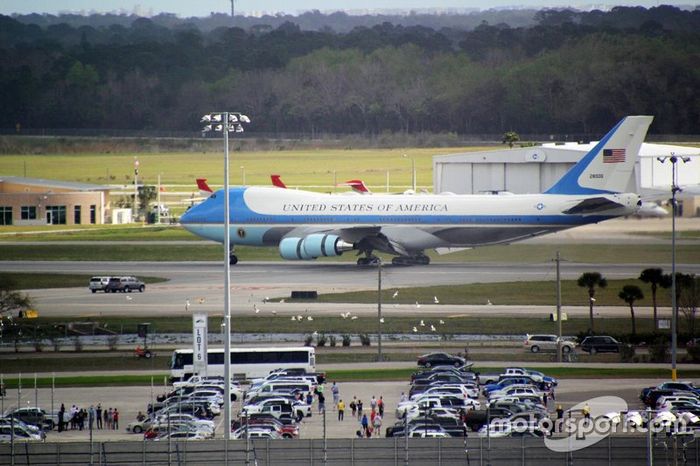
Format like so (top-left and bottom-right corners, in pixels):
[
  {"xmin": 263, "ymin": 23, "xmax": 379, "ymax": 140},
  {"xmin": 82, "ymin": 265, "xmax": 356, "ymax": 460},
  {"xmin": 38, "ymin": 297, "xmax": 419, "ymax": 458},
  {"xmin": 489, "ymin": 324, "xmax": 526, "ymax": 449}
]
[{"xmin": 4, "ymin": 261, "xmax": 700, "ymax": 318}]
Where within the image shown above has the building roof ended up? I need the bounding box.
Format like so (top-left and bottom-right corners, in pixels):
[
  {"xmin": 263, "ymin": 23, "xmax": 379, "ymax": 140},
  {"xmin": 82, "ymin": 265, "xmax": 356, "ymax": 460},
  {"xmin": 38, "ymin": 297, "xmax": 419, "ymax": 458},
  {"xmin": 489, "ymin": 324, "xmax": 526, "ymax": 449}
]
[{"xmin": 0, "ymin": 176, "xmax": 110, "ymax": 192}]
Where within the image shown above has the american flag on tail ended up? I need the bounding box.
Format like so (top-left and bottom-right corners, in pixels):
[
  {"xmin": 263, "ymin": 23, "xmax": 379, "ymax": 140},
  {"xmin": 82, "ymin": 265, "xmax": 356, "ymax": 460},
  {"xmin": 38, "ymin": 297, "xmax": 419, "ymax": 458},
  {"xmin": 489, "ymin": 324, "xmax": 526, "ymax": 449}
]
[{"xmin": 603, "ymin": 149, "xmax": 626, "ymax": 163}]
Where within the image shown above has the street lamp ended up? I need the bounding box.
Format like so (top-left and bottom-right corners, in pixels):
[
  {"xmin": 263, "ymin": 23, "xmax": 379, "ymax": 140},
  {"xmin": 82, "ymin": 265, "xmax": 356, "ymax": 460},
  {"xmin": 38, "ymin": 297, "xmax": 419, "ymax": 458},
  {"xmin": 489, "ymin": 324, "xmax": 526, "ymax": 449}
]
[
  {"xmin": 657, "ymin": 154, "xmax": 690, "ymax": 381},
  {"xmin": 402, "ymin": 154, "xmax": 416, "ymax": 192},
  {"xmin": 201, "ymin": 112, "xmax": 251, "ymax": 443}
]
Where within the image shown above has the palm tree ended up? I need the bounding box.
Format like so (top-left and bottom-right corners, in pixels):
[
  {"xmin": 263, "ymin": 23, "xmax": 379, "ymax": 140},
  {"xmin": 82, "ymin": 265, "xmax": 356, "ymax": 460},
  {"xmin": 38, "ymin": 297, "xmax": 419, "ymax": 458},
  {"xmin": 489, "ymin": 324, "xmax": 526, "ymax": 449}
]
[
  {"xmin": 619, "ymin": 285, "xmax": 644, "ymax": 336},
  {"xmin": 639, "ymin": 268, "xmax": 664, "ymax": 328},
  {"xmin": 577, "ymin": 272, "xmax": 608, "ymax": 332}
]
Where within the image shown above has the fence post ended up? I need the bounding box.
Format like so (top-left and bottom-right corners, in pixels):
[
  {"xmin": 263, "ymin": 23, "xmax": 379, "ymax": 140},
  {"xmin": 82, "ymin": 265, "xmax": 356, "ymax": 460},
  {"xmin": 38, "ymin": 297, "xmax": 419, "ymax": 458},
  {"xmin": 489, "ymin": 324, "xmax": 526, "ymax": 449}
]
[
  {"xmin": 57, "ymin": 442, "xmax": 61, "ymax": 466},
  {"xmin": 522, "ymin": 435, "xmax": 526, "ymax": 465},
  {"xmin": 438, "ymin": 437, "xmax": 442, "ymax": 465},
  {"xmin": 394, "ymin": 436, "xmax": 398, "ymax": 466},
  {"xmin": 142, "ymin": 438, "xmax": 146, "ymax": 466},
  {"xmin": 351, "ymin": 438, "xmax": 354, "ymax": 466},
  {"xmin": 608, "ymin": 434, "xmax": 612, "ymax": 466},
  {"xmin": 479, "ymin": 436, "xmax": 483, "ymax": 466}
]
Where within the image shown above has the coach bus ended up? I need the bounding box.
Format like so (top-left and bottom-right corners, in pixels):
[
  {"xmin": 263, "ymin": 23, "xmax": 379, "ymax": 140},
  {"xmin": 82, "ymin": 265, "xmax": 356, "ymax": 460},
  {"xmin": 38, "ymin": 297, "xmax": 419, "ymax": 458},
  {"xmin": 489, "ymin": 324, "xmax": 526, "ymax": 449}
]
[{"xmin": 170, "ymin": 346, "xmax": 316, "ymax": 382}]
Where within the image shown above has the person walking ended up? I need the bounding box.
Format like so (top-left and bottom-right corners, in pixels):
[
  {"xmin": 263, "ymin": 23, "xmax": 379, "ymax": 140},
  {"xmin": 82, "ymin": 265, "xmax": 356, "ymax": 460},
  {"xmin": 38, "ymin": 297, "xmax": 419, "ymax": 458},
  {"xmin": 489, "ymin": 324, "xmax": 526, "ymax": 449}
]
[
  {"xmin": 372, "ymin": 413, "xmax": 382, "ymax": 437},
  {"xmin": 370, "ymin": 396, "xmax": 377, "ymax": 412},
  {"xmin": 350, "ymin": 397, "xmax": 357, "ymax": 418},
  {"xmin": 361, "ymin": 413, "xmax": 369, "ymax": 438},
  {"xmin": 357, "ymin": 399, "xmax": 363, "ymax": 419},
  {"xmin": 96, "ymin": 404, "xmax": 103, "ymax": 429},
  {"xmin": 337, "ymin": 399, "xmax": 345, "ymax": 421},
  {"xmin": 378, "ymin": 396, "xmax": 384, "ymax": 417},
  {"xmin": 318, "ymin": 392, "xmax": 326, "ymax": 414},
  {"xmin": 331, "ymin": 382, "xmax": 339, "ymax": 408}
]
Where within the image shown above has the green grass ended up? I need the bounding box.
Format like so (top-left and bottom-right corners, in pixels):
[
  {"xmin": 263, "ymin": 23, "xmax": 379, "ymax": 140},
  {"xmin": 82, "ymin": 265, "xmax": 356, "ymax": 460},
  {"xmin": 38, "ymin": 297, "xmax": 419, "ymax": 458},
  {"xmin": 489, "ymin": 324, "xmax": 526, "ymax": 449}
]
[
  {"xmin": 636, "ymin": 230, "xmax": 700, "ymax": 240},
  {"xmin": 0, "ymin": 355, "xmax": 171, "ymax": 374},
  {"xmin": 2, "ymin": 367, "xmax": 699, "ymax": 388},
  {"xmin": 0, "ymin": 273, "xmax": 168, "ymax": 290},
  {"xmin": 0, "ymin": 242, "xmax": 697, "ymax": 263},
  {"xmin": 313, "ymin": 278, "xmax": 674, "ymax": 307},
  {"xmin": 6, "ymin": 315, "xmax": 673, "ymax": 337},
  {"xmin": 0, "ymin": 224, "xmax": 199, "ymax": 241},
  {"xmin": 0, "ymin": 147, "xmax": 473, "ymax": 191}
]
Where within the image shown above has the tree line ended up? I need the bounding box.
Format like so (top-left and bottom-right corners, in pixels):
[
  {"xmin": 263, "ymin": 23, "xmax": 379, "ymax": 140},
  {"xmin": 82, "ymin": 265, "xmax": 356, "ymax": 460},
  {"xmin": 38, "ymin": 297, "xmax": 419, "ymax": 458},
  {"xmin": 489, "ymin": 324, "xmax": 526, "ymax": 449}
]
[{"xmin": 1, "ymin": 6, "xmax": 699, "ymax": 135}]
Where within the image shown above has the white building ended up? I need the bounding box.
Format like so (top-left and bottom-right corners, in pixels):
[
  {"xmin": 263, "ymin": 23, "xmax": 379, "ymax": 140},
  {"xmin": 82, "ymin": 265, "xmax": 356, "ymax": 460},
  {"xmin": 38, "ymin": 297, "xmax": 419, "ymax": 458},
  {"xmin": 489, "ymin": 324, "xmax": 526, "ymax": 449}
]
[{"xmin": 433, "ymin": 143, "xmax": 700, "ymax": 217}]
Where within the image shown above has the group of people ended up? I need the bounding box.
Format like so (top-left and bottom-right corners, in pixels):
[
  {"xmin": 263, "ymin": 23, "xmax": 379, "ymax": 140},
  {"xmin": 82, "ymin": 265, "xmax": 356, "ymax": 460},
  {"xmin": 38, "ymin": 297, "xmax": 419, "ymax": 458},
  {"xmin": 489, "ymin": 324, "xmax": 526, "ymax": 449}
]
[
  {"xmin": 57, "ymin": 403, "xmax": 119, "ymax": 432},
  {"xmin": 346, "ymin": 395, "xmax": 384, "ymax": 438}
]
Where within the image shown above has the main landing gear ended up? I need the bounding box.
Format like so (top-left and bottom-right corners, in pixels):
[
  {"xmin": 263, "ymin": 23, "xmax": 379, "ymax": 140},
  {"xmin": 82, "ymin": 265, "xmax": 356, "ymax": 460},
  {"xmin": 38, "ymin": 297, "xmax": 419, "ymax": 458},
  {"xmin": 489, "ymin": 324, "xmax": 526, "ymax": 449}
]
[
  {"xmin": 392, "ymin": 254, "xmax": 430, "ymax": 266},
  {"xmin": 357, "ymin": 255, "xmax": 381, "ymax": 266}
]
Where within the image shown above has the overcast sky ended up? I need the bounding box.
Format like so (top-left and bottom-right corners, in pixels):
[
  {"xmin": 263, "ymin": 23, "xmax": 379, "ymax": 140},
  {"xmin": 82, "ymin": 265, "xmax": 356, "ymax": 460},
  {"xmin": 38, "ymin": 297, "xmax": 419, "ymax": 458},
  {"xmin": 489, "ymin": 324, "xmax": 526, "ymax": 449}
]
[{"xmin": 1, "ymin": 0, "xmax": 674, "ymax": 17}]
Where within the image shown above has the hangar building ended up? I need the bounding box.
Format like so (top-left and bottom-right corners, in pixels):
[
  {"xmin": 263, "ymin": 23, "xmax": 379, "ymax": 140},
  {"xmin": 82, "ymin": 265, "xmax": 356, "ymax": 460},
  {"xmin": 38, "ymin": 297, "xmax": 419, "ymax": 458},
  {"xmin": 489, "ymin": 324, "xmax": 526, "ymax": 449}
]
[
  {"xmin": 0, "ymin": 177, "xmax": 110, "ymax": 226},
  {"xmin": 433, "ymin": 143, "xmax": 700, "ymax": 217}
]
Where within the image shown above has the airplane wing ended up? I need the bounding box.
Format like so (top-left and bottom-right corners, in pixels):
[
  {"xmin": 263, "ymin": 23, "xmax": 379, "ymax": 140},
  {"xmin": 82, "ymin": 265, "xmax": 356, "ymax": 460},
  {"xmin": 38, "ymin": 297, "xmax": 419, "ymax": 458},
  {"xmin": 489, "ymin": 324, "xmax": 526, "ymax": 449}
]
[{"xmin": 562, "ymin": 197, "xmax": 628, "ymax": 215}]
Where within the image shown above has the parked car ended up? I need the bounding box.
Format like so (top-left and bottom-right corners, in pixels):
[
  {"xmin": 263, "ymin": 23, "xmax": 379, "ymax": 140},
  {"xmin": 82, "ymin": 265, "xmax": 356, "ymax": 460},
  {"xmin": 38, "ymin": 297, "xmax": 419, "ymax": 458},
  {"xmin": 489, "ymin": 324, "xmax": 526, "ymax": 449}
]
[
  {"xmin": 523, "ymin": 334, "xmax": 575, "ymax": 353},
  {"xmin": 417, "ymin": 352, "xmax": 466, "ymax": 368},
  {"xmin": 580, "ymin": 336, "xmax": 621, "ymax": 354},
  {"xmin": 4, "ymin": 407, "xmax": 57, "ymax": 430},
  {"xmin": 106, "ymin": 276, "xmax": 145, "ymax": 293},
  {"xmin": 0, "ymin": 425, "xmax": 44, "ymax": 442},
  {"xmin": 88, "ymin": 276, "xmax": 114, "ymax": 293}
]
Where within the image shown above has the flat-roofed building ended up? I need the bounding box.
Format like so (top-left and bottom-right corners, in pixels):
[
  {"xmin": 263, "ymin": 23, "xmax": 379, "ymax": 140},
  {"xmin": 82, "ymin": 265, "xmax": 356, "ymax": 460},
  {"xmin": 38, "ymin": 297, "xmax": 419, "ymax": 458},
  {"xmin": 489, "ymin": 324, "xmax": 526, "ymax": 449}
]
[{"xmin": 0, "ymin": 177, "xmax": 111, "ymax": 226}]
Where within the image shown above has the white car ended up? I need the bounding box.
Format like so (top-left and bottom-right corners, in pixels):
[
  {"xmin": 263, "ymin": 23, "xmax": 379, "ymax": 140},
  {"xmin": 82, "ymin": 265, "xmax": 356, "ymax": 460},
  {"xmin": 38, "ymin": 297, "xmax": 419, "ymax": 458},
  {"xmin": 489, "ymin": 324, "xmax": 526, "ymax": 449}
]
[
  {"xmin": 155, "ymin": 414, "xmax": 215, "ymax": 430},
  {"xmin": 410, "ymin": 384, "xmax": 478, "ymax": 401},
  {"xmin": 398, "ymin": 396, "xmax": 479, "ymax": 418},
  {"xmin": 487, "ymin": 385, "xmax": 542, "ymax": 400},
  {"xmin": 173, "ymin": 375, "xmax": 225, "ymax": 390},
  {"xmin": 242, "ymin": 398, "xmax": 309, "ymax": 419},
  {"xmin": 154, "ymin": 431, "xmax": 208, "ymax": 441}
]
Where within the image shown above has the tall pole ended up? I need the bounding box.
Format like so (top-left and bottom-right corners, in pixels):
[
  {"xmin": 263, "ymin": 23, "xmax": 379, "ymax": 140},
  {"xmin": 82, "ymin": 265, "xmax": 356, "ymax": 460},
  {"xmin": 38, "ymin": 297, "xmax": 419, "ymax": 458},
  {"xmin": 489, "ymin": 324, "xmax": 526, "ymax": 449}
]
[
  {"xmin": 377, "ymin": 259, "xmax": 383, "ymax": 362},
  {"xmin": 670, "ymin": 156, "xmax": 678, "ymax": 381},
  {"xmin": 157, "ymin": 174, "xmax": 162, "ymax": 224},
  {"xmin": 556, "ymin": 251, "xmax": 562, "ymax": 363},
  {"xmin": 223, "ymin": 113, "xmax": 232, "ymax": 445},
  {"xmin": 133, "ymin": 158, "xmax": 139, "ymax": 221}
]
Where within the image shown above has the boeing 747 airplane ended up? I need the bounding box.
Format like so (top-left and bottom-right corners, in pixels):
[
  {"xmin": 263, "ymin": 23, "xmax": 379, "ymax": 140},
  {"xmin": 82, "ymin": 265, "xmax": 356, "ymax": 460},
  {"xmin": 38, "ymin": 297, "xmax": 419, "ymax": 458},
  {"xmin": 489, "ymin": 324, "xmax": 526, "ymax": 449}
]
[{"xmin": 180, "ymin": 116, "xmax": 653, "ymax": 265}]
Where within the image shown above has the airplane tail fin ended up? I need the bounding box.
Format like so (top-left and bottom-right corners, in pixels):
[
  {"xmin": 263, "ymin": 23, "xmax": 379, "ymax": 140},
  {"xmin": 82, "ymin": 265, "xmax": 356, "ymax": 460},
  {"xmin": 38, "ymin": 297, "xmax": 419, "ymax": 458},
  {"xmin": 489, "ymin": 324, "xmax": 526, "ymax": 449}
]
[
  {"xmin": 545, "ymin": 116, "xmax": 653, "ymax": 195},
  {"xmin": 339, "ymin": 179, "xmax": 371, "ymax": 194},
  {"xmin": 196, "ymin": 178, "xmax": 213, "ymax": 196},
  {"xmin": 271, "ymin": 174, "xmax": 287, "ymax": 189}
]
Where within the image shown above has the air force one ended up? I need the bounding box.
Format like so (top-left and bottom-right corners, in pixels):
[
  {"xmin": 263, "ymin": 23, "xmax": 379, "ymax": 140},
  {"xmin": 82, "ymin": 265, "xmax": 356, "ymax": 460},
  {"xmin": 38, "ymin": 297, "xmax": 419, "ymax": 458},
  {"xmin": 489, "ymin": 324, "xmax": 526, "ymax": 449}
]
[{"xmin": 181, "ymin": 116, "xmax": 653, "ymax": 266}]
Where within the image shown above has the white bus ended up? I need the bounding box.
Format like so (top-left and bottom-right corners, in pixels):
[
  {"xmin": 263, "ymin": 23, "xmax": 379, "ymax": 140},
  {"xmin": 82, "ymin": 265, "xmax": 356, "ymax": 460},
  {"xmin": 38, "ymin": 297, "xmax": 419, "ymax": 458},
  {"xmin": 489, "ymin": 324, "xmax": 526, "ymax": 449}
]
[{"xmin": 170, "ymin": 347, "xmax": 316, "ymax": 382}]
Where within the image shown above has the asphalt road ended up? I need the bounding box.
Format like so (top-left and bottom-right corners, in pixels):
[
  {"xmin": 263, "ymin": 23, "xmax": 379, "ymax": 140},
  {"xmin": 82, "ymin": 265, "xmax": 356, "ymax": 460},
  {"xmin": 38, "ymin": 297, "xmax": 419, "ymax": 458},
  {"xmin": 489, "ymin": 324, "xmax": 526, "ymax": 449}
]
[{"xmin": 4, "ymin": 260, "xmax": 700, "ymax": 318}]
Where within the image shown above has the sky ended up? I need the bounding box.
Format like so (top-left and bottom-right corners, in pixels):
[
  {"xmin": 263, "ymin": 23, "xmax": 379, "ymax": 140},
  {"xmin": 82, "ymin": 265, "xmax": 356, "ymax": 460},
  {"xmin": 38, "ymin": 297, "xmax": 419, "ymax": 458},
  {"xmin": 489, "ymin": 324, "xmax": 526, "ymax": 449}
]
[{"xmin": 0, "ymin": 0, "xmax": 678, "ymax": 17}]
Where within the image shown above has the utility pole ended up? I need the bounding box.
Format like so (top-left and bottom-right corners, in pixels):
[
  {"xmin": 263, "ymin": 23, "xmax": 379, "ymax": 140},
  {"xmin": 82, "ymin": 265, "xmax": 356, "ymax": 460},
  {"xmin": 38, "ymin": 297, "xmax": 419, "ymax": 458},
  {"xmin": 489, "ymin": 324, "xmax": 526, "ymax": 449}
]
[
  {"xmin": 231, "ymin": 0, "xmax": 235, "ymax": 17},
  {"xmin": 377, "ymin": 259, "xmax": 383, "ymax": 362},
  {"xmin": 556, "ymin": 251, "xmax": 562, "ymax": 363}
]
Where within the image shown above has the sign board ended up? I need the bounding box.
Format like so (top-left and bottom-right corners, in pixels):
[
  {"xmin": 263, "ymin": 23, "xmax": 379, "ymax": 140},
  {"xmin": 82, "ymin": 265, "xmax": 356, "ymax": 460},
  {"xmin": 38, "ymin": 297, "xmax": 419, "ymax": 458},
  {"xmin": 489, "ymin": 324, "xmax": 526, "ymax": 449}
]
[
  {"xmin": 658, "ymin": 319, "xmax": 671, "ymax": 330},
  {"xmin": 192, "ymin": 313, "xmax": 208, "ymax": 376}
]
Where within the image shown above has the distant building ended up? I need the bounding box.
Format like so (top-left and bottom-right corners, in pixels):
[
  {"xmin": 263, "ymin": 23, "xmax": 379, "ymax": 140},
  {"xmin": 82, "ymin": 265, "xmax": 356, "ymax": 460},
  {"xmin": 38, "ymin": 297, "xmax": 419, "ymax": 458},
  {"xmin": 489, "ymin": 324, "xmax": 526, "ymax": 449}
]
[
  {"xmin": 433, "ymin": 143, "xmax": 700, "ymax": 217},
  {"xmin": 0, "ymin": 177, "xmax": 111, "ymax": 226}
]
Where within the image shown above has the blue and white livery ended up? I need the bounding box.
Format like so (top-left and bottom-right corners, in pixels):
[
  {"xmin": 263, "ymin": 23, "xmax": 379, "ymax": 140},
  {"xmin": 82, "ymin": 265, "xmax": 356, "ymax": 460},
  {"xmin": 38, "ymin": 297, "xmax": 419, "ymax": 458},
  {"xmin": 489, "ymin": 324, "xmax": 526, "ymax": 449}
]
[{"xmin": 180, "ymin": 116, "xmax": 653, "ymax": 265}]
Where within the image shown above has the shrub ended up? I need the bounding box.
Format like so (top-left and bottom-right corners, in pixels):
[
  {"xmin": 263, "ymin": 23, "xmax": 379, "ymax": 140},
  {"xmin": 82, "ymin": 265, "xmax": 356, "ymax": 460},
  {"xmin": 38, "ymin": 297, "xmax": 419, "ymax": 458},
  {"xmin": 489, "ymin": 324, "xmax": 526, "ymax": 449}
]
[
  {"xmin": 648, "ymin": 337, "xmax": 669, "ymax": 363},
  {"xmin": 341, "ymin": 334, "xmax": 351, "ymax": 347},
  {"xmin": 619, "ymin": 344, "xmax": 636, "ymax": 363},
  {"xmin": 359, "ymin": 334, "xmax": 371, "ymax": 346},
  {"xmin": 317, "ymin": 334, "xmax": 327, "ymax": 347},
  {"xmin": 329, "ymin": 335, "xmax": 337, "ymax": 347}
]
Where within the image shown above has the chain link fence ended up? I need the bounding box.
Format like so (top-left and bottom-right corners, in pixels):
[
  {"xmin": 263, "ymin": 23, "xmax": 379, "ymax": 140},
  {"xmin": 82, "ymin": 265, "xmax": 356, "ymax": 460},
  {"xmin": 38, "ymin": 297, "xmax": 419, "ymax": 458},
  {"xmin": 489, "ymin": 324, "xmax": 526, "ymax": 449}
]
[{"xmin": 1, "ymin": 435, "xmax": 699, "ymax": 466}]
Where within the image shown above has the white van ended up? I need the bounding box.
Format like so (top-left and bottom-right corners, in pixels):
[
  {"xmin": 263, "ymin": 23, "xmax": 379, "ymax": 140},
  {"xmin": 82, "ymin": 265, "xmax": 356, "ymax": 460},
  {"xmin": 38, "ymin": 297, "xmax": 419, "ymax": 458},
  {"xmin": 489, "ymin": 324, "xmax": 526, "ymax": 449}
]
[
  {"xmin": 246, "ymin": 381, "xmax": 314, "ymax": 401},
  {"xmin": 88, "ymin": 276, "xmax": 112, "ymax": 293}
]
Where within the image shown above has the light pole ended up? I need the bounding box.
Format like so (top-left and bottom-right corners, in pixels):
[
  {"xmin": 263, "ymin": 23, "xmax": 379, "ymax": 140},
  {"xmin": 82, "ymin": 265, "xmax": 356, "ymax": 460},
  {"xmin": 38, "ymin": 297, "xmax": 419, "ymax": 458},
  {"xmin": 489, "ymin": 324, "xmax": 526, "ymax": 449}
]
[
  {"xmin": 402, "ymin": 154, "xmax": 416, "ymax": 192},
  {"xmin": 133, "ymin": 158, "xmax": 139, "ymax": 220},
  {"xmin": 657, "ymin": 154, "xmax": 690, "ymax": 381},
  {"xmin": 377, "ymin": 258, "xmax": 383, "ymax": 362},
  {"xmin": 201, "ymin": 112, "xmax": 251, "ymax": 445}
]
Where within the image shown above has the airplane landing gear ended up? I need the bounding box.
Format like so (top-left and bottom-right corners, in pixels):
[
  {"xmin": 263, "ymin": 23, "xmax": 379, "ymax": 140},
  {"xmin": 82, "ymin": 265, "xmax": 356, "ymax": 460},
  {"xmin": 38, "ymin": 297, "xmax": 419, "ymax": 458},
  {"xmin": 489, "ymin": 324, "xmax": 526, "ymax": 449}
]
[
  {"xmin": 357, "ymin": 254, "xmax": 381, "ymax": 266},
  {"xmin": 392, "ymin": 253, "xmax": 430, "ymax": 266}
]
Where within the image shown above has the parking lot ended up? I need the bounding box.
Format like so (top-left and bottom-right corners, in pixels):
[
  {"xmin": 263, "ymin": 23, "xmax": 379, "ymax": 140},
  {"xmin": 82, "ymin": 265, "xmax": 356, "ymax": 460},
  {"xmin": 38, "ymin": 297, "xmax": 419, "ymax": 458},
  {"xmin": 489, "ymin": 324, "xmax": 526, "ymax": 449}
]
[{"xmin": 1, "ymin": 376, "xmax": 678, "ymax": 442}]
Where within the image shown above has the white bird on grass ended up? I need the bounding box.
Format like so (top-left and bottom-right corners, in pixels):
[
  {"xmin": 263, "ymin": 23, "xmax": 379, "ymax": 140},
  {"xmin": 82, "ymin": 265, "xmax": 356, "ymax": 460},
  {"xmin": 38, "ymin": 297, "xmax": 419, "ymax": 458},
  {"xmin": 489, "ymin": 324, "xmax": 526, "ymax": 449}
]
[
  {"xmin": 271, "ymin": 310, "xmax": 277, "ymax": 316},
  {"xmin": 439, "ymin": 319, "xmax": 445, "ymax": 325},
  {"xmin": 126, "ymin": 295, "xmax": 132, "ymax": 301},
  {"xmin": 419, "ymin": 320, "xmax": 425, "ymax": 327},
  {"xmin": 291, "ymin": 316, "xmax": 297, "ymax": 321},
  {"xmin": 312, "ymin": 331, "xmax": 318, "ymax": 336},
  {"xmin": 430, "ymin": 325, "xmax": 436, "ymax": 332},
  {"xmin": 379, "ymin": 318, "xmax": 385, "ymax": 323},
  {"xmin": 307, "ymin": 316, "xmax": 313, "ymax": 321},
  {"xmin": 253, "ymin": 304, "xmax": 259, "ymax": 314},
  {"xmin": 392, "ymin": 290, "xmax": 399, "ymax": 299},
  {"xmin": 340, "ymin": 312, "xmax": 351, "ymax": 319},
  {"xmin": 433, "ymin": 296, "xmax": 439, "ymax": 304},
  {"xmin": 415, "ymin": 302, "xmax": 421, "ymax": 309},
  {"xmin": 412, "ymin": 327, "xmax": 418, "ymax": 332},
  {"xmin": 279, "ymin": 299, "xmax": 285, "ymax": 303},
  {"xmin": 297, "ymin": 315, "xmax": 304, "ymax": 321},
  {"xmin": 486, "ymin": 299, "xmax": 492, "ymax": 305},
  {"xmin": 351, "ymin": 316, "xmax": 358, "ymax": 320}
]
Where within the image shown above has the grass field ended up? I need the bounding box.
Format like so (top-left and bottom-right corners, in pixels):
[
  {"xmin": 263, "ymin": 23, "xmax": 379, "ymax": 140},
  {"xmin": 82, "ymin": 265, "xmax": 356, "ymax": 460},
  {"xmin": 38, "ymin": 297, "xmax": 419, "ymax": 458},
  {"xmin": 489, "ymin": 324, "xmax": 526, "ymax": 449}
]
[{"xmin": 0, "ymin": 147, "xmax": 481, "ymax": 191}]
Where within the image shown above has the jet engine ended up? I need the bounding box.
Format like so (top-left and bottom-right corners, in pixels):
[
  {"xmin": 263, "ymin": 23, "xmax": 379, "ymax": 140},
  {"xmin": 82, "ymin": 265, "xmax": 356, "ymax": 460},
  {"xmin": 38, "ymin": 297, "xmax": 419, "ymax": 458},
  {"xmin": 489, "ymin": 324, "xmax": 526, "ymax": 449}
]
[{"xmin": 279, "ymin": 234, "xmax": 354, "ymax": 260}]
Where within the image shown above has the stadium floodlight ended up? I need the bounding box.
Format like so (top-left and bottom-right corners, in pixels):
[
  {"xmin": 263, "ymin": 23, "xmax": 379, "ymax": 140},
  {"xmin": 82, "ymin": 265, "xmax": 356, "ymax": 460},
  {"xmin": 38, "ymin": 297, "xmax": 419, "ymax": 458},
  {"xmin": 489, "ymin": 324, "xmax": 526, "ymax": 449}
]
[
  {"xmin": 656, "ymin": 154, "xmax": 690, "ymax": 381},
  {"xmin": 200, "ymin": 112, "xmax": 251, "ymax": 449}
]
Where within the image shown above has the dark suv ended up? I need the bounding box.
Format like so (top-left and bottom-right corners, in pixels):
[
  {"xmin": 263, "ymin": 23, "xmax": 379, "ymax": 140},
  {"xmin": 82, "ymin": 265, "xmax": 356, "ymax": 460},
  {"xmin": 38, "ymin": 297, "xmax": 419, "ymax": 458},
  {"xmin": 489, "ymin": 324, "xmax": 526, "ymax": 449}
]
[{"xmin": 580, "ymin": 336, "xmax": 621, "ymax": 354}]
